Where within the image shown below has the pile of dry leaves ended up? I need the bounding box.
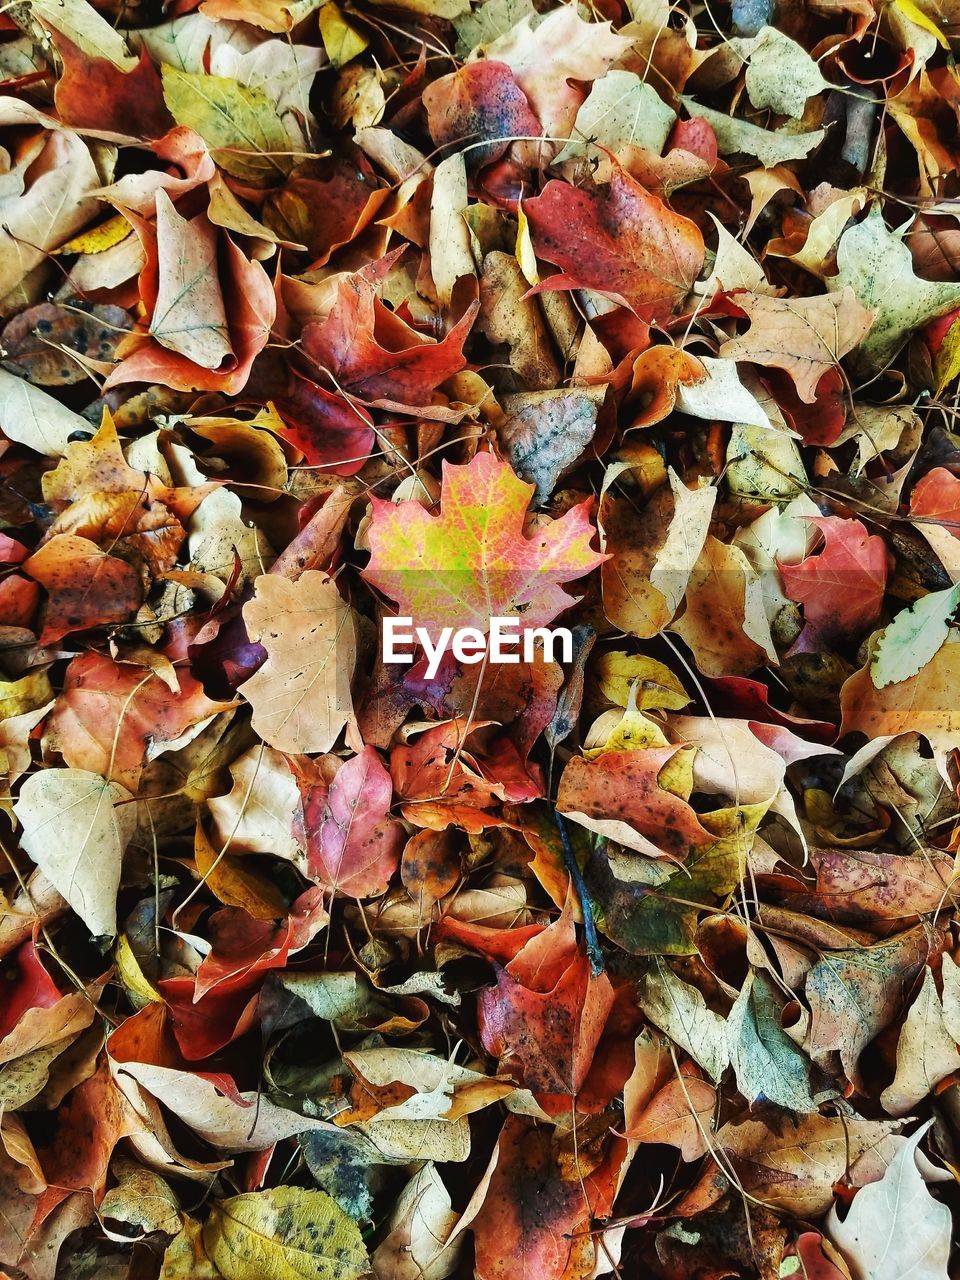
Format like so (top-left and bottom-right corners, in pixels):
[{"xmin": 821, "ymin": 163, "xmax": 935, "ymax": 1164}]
[{"xmin": 1, "ymin": 0, "xmax": 960, "ymax": 1274}]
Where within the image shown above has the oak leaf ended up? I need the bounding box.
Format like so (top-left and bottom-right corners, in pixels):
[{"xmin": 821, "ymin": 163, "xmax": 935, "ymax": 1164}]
[
  {"xmin": 718, "ymin": 288, "xmax": 875, "ymax": 403},
  {"xmin": 239, "ymin": 571, "xmax": 356, "ymax": 755}
]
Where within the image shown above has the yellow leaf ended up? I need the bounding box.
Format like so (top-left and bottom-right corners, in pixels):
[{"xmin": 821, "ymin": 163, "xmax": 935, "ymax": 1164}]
[
  {"xmin": 515, "ymin": 202, "xmax": 539, "ymax": 286},
  {"xmin": 161, "ymin": 66, "xmax": 293, "ymax": 184},
  {"xmin": 194, "ymin": 823, "xmax": 288, "ymax": 921},
  {"xmin": 595, "ymin": 651, "xmax": 691, "ymax": 710},
  {"xmin": 203, "ymin": 1187, "xmax": 369, "ymax": 1280},
  {"xmin": 163, "ymin": 1215, "xmax": 222, "ymax": 1280},
  {"xmin": 891, "ymin": 0, "xmax": 951, "ymax": 47},
  {"xmin": 54, "ymin": 213, "xmax": 133, "ymax": 257},
  {"xmin": 319, "ymin": 1, "xmax": 368, "ymax": 65},
  {"xmin": 935, "ymin": 313, "xmax": 960, "ymax": 395},
  {"xmin": 115, "ymin": 934, "xmax": 163, "ymax": 1005},
  {"xmin": 0, "ymin": 670, "xmax": 53, "ymax": 718}
]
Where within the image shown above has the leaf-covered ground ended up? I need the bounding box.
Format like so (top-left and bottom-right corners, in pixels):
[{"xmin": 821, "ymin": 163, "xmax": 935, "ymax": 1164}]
[{"xmin": 0, "ymin": 0, "xmax": 960, "ymax": 1275}]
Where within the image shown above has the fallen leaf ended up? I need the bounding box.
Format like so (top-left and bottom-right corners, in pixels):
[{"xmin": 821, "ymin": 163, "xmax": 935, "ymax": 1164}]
[
  {"xmin": 13, "ymin": 769, "xmax": 136, "ymax": 937},
  {"xmin": 718, "ymin": 289, "xmax": 875, "ymax": 403},
  {"xmin": 239, "ymin": 571, "xmax": 356, "ymax": 754},
  {"xmin": 827, "ymin": 1122, "xmax": 950, "ymax": 1280},
  {"xmin": 203, "ymin": 1186, "xmax": 369, "ymax": 1279},
  {"xmin": 363, "ymin": 450, "xmax": 603, "ymax": 638},
  {"xmin": 161, "ymin": 66, "xmax": 293, "ymax": 184},
  {"xmin": 298, "ymin": 746, "xmax": 404, "ymax": 897},
  {"xmin": 831, "ymin": 206, "xmax": 960, "ymax": 374},
  {"xmin": 524, "ymin": 170, "xmax": 705, "ymax": 317}
]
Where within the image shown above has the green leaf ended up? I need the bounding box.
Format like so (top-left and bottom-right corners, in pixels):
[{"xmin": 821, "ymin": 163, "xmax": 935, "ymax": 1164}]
[
  {"xmin": 586, "ymin": 800, "xmax": 767, "ymax": 955},
  {"xmin": 680, "ymin": 97, "xmax": 825, "ymax": 167},
  {"xmin": 161, "ymin": 66, "xmax": 293, "ymax": 184},
  {"xmin": 203, "ymin": 1187, "xmax": 369, "ymax": 1280},
  {"xmin": 637, "ymin": 957, "xmax": 729, "ymax": 1080},
  {"xmin": 830, "ymin": 204, "xmax": 960, "ymax": 374},
  {"xmin": 731, "ymin": 26, "xmax": 828, "ymax": 119},
  {"xmin": 453, "ymin": 0, "xmax": 533, "ymax": 55},
  {"xmin": 555, "ymin": 70, "xmax": 676, "ymax": 165},
  {"xmin": 870, "ymin": 584, "xmax": 960, "ymax": 689},
  {"xmin": 728, "ymin": 971, "xmax": 822, "ymax": 1113}
]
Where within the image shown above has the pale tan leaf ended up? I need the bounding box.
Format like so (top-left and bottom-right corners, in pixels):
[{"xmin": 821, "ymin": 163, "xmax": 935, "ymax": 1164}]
[{"xmin": 239, "ymin": 571, "xmax": 356, "ymax": 754}]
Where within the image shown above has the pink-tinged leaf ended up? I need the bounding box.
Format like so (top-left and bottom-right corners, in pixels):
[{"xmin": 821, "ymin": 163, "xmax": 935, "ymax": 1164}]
[
  {"xmin": 910, "ymin": 466, "xmax": 960, "ymax": 536},
  {"xmin": 780, "ymin": 515, "xmax": 888, "ymax": 652},
  {"xmin": 301, "ymin": 746, "xmax": 403, "ymax": 897},
  {"xmin": 362, "ymin": 450, "xmax": 605, "ymax": 639},
  {"xmin": 523, "ymin": 171, "xmax": 705, "ymax": 318},
  {"xmin": 423, "ymin": 61, "xmax": 541, "ymax": 167}
]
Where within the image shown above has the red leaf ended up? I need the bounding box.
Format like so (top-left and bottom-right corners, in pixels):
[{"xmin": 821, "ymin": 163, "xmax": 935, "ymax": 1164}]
[
  {"xmin": 910, "ymin": 465, "xmax": 960, "ymax": 535},
  {"xmin": 52, "ymin": 38, "xmax": 172, "ymax": 139},
  {"xmin": 302, "ymin": 261, "xmax": 478, "ymax": 412},
  {"xmin": 423, "ymin": 62, "xmax": 541, "ymax": 167},
  {"xmin": 275, "ymin": 372, "xmax": 375, "ymax": 476},
  {"xmin": 523, "ymin": 170, "xmax": 705, "ymax": 317},
  {"xmin": 780, "ymin": 515, "xmax": 889, "ymax": 652},
  {"xmin": 23, "ymin": 535, "xmax": 142, "ymax": 644},
  {"xmin": 0, "ymin": 943, "xmax": 61, "ymax": 1042},
  {"xmin": 471, "ymin": 1115, "xmax": 592, "ymax": 1280},
  {"xmin": 297, "ymin": 746, "xmax": 404, "ymax": 897},
  {"xmin": 557, "ymin": 747, "xmax": 713, "ymax": 859},
  {"xmin": 478, "ymin": 905, "xmax": 614, "ymax": 1098},
  {"xmin": 45, "ymin": 653, "xmax": 232, "ymax": 787}
]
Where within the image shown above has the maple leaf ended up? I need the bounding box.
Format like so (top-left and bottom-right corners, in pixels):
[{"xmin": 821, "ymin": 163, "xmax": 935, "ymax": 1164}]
[
  {"xmin": 301, "ymin": 261, "xmax": 478, "ymax": 415},
  {"xmin": 557, "ymin": 747, "xmax": 713, "ymax": 859},
  {"xmin": 718, "ymin": 288, "xmax": 875, "ymax": 402},
  {"xmin": 780, "ymin": 515, "xmax": 889, "ymax": 652},
  {"xmin": 23, "ymin": 534, "xmax": 142, "ymax": 644},
  {"xmin": 481, "ymin": 6, "xmax": 634, "ymax": 138},
  {"xmin": 524, "ymin": 170, "xmax": 705, "ymax": 317},
  {"xmin": 476, "ymin": 901, "xmax": 614, "ymax": 1098},
  {"xmin": 45, "ymin": 653, "xmax": 231, "ymax": 787},
  {"xmin": 52, "ymin": 36, "xmax": 172, "ymax": 138},
  {"xmin": 830, "ymin": 205, "xmax": 960, "ymax": 374},
  {"xmin": 805, "ymin": 925, "xmax": 931, "ymax": 1091},
  {"xmin": 362, "ymin": 451, "xmax": 604, "ymax": 638}
]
